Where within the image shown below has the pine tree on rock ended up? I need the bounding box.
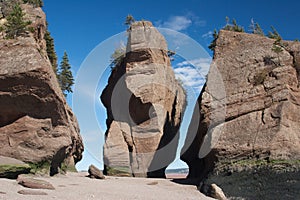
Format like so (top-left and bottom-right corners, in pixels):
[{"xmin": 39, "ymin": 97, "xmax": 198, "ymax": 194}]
[
  {"xmin": 58, "ymin": 52, "xmax": 74, "ymax": 96},
  {"xmin": 45, "ymin": 29, "xmax": 58, "ymax": 74},
  {"xmin": 124, "ymin": 14, "xmax": 135, "ymax": 26},
  {"xmin": 4, "ymin": 3, "xmax": 31, "ymax": 39}
]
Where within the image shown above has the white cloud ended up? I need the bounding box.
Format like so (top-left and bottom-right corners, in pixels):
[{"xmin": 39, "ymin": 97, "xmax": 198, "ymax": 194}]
[
  {"xmin": 174, "ymin": 58, "xmax": 212, "ymax": 91},
  {"xmin": 176, "ymin": 58, "xmax": 211, "ymax": 75},
  {"xmin": 159, "ymin": 16, "xmax": 192, "ymax": 31},
  {"xmin": 202, "ymin": 31, "xmax": 213, "ymax": 39}
]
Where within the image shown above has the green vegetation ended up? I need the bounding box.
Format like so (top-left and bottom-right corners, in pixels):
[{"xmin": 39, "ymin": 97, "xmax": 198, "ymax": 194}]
[
  {"xmin": 249, "ymin": 18, "xmax": 264, "ymax": 36},
  {"xmin": 167, "ymin": 50, "xmax": 176, "ymax": 61},
  {"xmin": 124, "ymin": 14, "xmax": 135, "ymax": 27},
  {"xmin": 272, "ymin": 38, "xmax": 284, "ymax": 66},
  {"xmin": 44, "ymin": 23, "xmax": 74, "ymax": 96},
  {"xmin": 110, "ymin": 45, "xmax": 126, "ymax": 70},
  {"xmin": 223, "ymin": 17, "xmax": 244, "ymax": 32},
  {"xmin": 268, "ymin": 26, "xmax": 282, "ymax": 40},
  {"xmin": 3, "ymin": 3, "xmax": 31, "ymax": 39},
  {"xmin": 60, "ymin": 162, "xmax": 77, "ymax": 173},
  {"xmin": 208, "ymin": 29, "xmax": 218, "ymax": 52},
  {"xmin": 215, "ymin": 158, "xmax": 300, "ymax": 174},
  {"xmin": 58, "ymin": 52, "xmax": 74, "ymax": 96},
  {"xmin": 44, "ymin": 29, "xmax": 58, "ymax": 73},
  {"xmin": 0, "ymin": 164, "xmax": 31, "ymax": 179},
  {"xmin": 208, "ymin": 18, "xmax": 287, "ymax": 55},
  {"xmin": 106, "ymin": 166, "xmax": 131, "ymax": 177},
  {"xmin": 28, "ymin": 161, "xmax": 51, "ymax": 174},
  {"xmin": 23, "ymin": 0, "xmax": 43, "ymax": 7}
]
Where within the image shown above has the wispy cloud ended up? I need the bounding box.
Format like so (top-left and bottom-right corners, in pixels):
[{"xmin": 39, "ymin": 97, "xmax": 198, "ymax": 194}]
[
  {"xmin": 202, "ymin": 31, "xmax": 213, "ymax": 39},
  {"xmin": 158, "ymin": 16, "xmax": 192, "ymax": 31},
  {"xmin": 174, "ymin": 58, "xmax": 211, "ymax": 91},
  {"xmin": 156, "ymin": 13, "xmax": 206, "ymax": 32}
]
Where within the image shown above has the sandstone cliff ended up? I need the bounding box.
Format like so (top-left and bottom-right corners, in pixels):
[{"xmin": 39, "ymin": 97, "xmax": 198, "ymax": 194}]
[
  {"xmin": 0, "ymin": 3, "xmax": 83, "ymax": 175},
  {"xmin": 101, "ymin": 21, "xmax": 186, "ymax": 178},
  {"xmin": 181, "ymin": 30, "xmax": 300, "ymax": 198}
]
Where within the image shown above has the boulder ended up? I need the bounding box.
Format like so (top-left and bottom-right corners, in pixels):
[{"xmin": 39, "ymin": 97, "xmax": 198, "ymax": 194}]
[
  {"xmin": 0, "ymin": 4, "xmax": 83, "ymax": 175},
  {"xmin": 17, "ymin": 176, "xmax": 55, "ymax": 190},
  {"xmin": 181, "ymin": 30, "xmax": 300, "ymax": 199},
  {"xmin": 101, "ymin": 21, "xmax": 186, "ymax": 177},
  {"xmin": 88, "ymin": 165, "xmax": 105, "ymax": 179}
]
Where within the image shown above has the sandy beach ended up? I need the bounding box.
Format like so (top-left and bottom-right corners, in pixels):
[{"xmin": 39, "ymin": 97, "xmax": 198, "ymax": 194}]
[{"xmin": 0, "ymin": 172, "xmax": 213, "ymax": 200}]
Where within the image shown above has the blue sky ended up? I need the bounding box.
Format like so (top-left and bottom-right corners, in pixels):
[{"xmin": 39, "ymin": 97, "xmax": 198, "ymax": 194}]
[{"xmin": 43, "ymin": 0, "xmax": 300, "ymax": 171}]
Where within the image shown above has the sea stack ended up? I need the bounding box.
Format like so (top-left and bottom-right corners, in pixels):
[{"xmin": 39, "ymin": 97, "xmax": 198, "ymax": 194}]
[
  {"xmin": 101, "ymin": 21, "xmax": 186, "ymax": 177},
  {"xmin": 181, "ymin": 30, "xmax": 300, "ymax": 199},
  {"xmin": 0, "ymin": 3, "xmax": 83, "ymax": 176}
]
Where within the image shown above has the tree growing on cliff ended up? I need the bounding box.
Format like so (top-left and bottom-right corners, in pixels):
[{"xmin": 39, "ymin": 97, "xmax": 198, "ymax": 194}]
[
  {"xmin": 268, "ymin": 26, "xmax": 281, "ymax": 40},
  {"xmin": 4, "ymin": 3, "xmax": 32, "ymax": 39},
  {"xmin": 44, "ymin": 29, "xmax": 58, "ymax": 74},
  {"xmin": 208, "ymin": 29, "xmax": 219, "ymax": 53},
  {"xmin": 110, "ymin": 42, "xmax": 126, "ymax": 70},
  {"xmin": 58, "ymin": 52, "xmax": 74, "ymax": 96},
  {"xmin": 23, "ymin": 0, "xmax": 43, "ymax": 7},
  {"xmin": 249, "ymin": 19, "xmax": 264, "ymax": 36},
  {"xmin": 125, "ymin": 14, "xmax": 135, "ymax": 27},
  {"xmin": 223, "ymin": 17, "xmax": 244, "ymax": 32}
]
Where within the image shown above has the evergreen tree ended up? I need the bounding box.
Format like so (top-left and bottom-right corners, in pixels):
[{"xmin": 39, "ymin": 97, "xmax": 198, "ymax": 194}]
[
  {"xmin": 58, "ymin": 52, "xmax": 74, "ymax": 96},
  {"xmin": 249, "ymin": 19, "xmax": 264, "ymax": 36},
  {"xmin": 110, "ymin": 47, "xmax": 125, "ymax": 70},
  {"xmin": 208, "ymin": 29, "xmax": 219, "ymax": 52},
  {"xmin": 254, "ymin": 23, "xmax": 264, "ymax": 36},
  {"xmin": 268, "ymin": 26, "xmax": 281, "ymax": 40},
  {"xmin": 167, "ymin": 50, "xmax": 176, "ymax": 61},
  {"xmin": 124, "ymin": 14, "xmax": 135, "ymax": 26},
  {"xmin": 4, "ymin": 3, "xmax": 31, "ymax": 39},
  {"xmin": 232, "ymin": 19, "xmax": 244, "ymax": 32},
  {"xmin": 223, "ymin": 17, "xmax": 244, "ymax": 32},
  {"xmin": 44, "ymin": 29, "xmax": 58, "ymax": 74}
]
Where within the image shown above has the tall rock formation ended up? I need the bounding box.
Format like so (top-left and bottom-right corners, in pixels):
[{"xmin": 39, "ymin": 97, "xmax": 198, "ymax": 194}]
[
  {"xmin": 101, "ymin": 21, "xmax": 186, "ymax": 178},
  {"xmin": 181, "ymin": 30, "xmax": 300, "ymax": 199},
  {"xmin": 0, "ymin": 3, "xmax": 83, "ymax": 175}
]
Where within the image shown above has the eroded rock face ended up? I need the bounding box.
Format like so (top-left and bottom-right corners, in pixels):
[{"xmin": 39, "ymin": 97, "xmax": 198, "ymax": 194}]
[
  {"xmin": 0, "ymin": 4, "xmax": 83, "ymax": 175},
  {"xmin": 101, "ymin": 21, "xmax": 186, "ymax": 177},
  {"xmin": 181, "ymin": 30, "xmax": 300, "ymax": 198}
]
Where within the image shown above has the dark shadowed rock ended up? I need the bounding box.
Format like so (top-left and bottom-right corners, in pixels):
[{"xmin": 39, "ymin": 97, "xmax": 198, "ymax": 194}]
[
  {"xmin": 0, "ymin": 156, "xmax": 31, "ymax": 179},
  {"xmin": 0, "ymin": 4, "xmax": 83, "ymax": 175},
  {"xmin": 101, "ymin": 21, "xmax": 186, "ymax": 178},
  {"xmin": 18, "ymin": 190, "xmax": 48, "ymax": 195},
  {"xmin": 181, "ymin": 30, "xmax": 300, "ymax": 199},
  {"xmin": 88, "ymin": 165, "xmax": 105, "ymax": 179}
]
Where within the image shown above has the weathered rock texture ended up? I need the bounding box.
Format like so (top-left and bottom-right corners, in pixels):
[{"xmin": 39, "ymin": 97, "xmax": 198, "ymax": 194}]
[
  {"xmin": 101, "ymin": 21, "xmax": 186, "ymax": 177},
  {"xmin": 181, "ymin": 30, "xmax": 300, "ymax": 199},
  {"xmin": 0, "ymin": 3, "xmax": 83, "ymax": 175}
]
